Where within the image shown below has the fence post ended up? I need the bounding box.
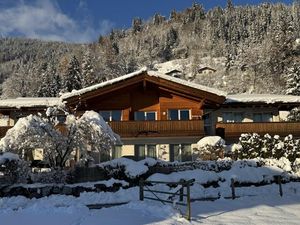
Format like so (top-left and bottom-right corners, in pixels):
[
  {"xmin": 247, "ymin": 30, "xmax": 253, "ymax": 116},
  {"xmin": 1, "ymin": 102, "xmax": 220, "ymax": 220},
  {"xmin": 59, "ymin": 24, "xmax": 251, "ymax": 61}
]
[
  {"xmin": 186, "ymin": 181, "xmax": 191, "ymax": 221},
  {"xmin": 277, "ymin": 175, "xmax": 283, "ymax": 197},
  {"xmin": 179, "ymin": 179, "xmax": 184, "ymax": 202},
  {"xmin": 139, "ymin": 179, "xmax": 144, "ymax": 201},
  {"xmin": 231, "ymin": 178, "xmax": 236, "ymax": 200}
]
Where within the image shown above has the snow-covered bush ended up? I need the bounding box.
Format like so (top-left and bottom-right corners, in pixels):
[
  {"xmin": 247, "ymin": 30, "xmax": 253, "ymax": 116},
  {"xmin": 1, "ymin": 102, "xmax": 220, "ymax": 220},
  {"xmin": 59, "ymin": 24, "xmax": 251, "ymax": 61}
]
[
  {"xmin": 31, "ymin": 170, "xmax": 67, "ymax": 184},
  {"xmin": 236, "ymin": 133, "xmax": 300, "ymax": 162},
  {"xmin": 0, "ymin": 111, "xmax": 120, "ymax": 168},
  {"xmin": 292, "ymin": 158, "xmax": 300, "ymax": 176},
  {"xmin": 282, "ymin": 135, "xmax": 300, "ymax": 162},
  {"xmin": 237, "ymin": 133, "xmax": 262, "ymax": 158},
  {"xmin": 287, "ymin": 107, "xmax": 300, "ymax": 121},
  {"xmin": 0, "ymin": 152, "xmax": 30, "ymax": 184},
  {"xmin": 195, "ymin": 136, "xmax": 225, "ymax": 160}
]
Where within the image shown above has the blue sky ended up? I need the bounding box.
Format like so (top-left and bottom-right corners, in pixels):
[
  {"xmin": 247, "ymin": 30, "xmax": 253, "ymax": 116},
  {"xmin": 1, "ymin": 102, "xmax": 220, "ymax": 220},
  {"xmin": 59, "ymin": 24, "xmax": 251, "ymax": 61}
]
[{"xmin": 0, "ymin": 0, "xmax": 292, "ymax": 43}]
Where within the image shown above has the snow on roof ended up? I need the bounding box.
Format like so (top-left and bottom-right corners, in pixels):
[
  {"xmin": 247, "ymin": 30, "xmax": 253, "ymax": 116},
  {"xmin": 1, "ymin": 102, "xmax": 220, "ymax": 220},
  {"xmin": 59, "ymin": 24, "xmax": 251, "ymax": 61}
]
[
  {"xmin": 0, "ymin": 97, "xmax": 61, "ymax": 109},
  {"xmin": 61, "ymin": 67, "xmax": 148, "ymax": 100},
  {"xmin": 61, "ymin": 67, "xmax": 226, "ymax": 100},
  {"xmin": 226, "ymin": 94, "xmax": 300, "ymax": 104},
  {"xmin": 147, "ymin": 71, "xmax": 227, "ymax": 97}
]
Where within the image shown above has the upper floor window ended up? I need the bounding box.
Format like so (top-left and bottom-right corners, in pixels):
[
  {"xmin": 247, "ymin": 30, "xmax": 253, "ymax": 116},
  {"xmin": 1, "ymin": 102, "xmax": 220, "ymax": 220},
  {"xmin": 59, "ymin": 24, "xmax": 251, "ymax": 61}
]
[
  {"xmin": 134, "ymin": 111, "xmax": 156, "ymax": 121},
  {"xmin": 99, "ymin": 110, "xmax": 122, "ymax": 122},
  {"xmin": 222, "ymin": 112, "xmax": 244, "ymax": 123},
  {"xmin": 168, "ymin": 109, "xmax": 190, "ymax": 120},
  {"xmin": 253, "ymin": 113, "xmax": 273, "ymax": 122}
]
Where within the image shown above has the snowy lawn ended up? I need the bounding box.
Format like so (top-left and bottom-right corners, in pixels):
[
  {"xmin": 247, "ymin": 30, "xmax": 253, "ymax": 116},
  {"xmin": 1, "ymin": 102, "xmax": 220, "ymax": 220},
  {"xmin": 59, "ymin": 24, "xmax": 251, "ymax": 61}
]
[{"xmin": 1, "ymin": 183, "xmax": 300, "ymax": 225}]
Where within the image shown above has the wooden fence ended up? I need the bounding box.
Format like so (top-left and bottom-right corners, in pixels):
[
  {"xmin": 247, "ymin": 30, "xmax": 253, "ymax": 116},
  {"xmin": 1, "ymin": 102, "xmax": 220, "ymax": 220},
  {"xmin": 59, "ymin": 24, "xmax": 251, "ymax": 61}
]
[{"xmin": 139, "ymin": 179, "xmax": 195, "ymax": 221}]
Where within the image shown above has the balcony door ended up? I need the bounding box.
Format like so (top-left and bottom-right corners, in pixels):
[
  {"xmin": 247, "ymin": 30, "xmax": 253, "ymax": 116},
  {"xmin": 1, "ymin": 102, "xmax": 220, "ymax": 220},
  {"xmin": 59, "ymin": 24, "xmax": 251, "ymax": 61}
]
[
  {"xmin": 99, "ymin": 110, "xmax": 122, "ymax": 122},
  {"xmin": 168, "ymin": 109, "xmax": 190, "ymax": 120},
  {"xmin": 134, "ymin": 111, "xmax": 157, "ymax": 121}
]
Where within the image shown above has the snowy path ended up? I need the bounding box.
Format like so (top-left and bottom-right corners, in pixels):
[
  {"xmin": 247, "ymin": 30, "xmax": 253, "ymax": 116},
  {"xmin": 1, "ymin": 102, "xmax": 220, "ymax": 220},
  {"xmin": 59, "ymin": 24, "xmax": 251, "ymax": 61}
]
[{"xmin": 1, "ymin": 189, "xmax": 300, "ymax": 225}]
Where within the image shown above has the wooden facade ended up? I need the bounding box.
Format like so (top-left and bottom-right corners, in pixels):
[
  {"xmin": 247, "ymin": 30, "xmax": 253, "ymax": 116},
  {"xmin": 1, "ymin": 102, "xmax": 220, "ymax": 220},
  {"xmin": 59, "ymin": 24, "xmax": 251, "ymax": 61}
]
[{"xmin": 63, "ymin": 72, "xmax": 224, "ymax": 139}]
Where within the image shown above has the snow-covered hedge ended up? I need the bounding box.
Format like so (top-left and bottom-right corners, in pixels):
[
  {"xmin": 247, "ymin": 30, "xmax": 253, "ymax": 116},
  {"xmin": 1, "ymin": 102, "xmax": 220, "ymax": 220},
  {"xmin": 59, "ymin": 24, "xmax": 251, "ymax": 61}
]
[{"xmin": 232, "ymin": 133, "xmax": 300, "ymax": 162}]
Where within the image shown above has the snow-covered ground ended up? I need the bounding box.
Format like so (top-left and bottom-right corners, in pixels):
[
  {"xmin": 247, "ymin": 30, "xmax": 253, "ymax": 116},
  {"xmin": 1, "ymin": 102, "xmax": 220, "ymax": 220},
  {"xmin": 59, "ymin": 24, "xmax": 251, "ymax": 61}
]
[{"xmin": 1, "ymin": 182, "xmax": 300, "ymax": 225}]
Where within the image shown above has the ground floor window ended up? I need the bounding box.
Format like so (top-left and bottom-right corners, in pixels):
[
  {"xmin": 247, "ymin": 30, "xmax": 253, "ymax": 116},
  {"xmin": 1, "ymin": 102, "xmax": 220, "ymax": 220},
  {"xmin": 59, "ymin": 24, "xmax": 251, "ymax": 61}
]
[
  {"xmin": 170, "ymin": 144, "xmax": 192, "ymax": 162},
  {"xmin": 112, "ymin": 145, "xmax": 122, "ymax": 159},
  {"xmin": 134, "ymin": 144, "xmax": 157, "ymax": 160}
]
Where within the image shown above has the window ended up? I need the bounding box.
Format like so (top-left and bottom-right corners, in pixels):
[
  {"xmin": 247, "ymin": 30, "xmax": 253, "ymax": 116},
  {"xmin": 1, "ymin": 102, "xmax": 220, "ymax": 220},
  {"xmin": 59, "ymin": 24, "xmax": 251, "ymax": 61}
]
[
  {"xmin": 56, "ymin": 115, "xmax": 66, "ymax": 124},
  {"xmin": 222, "ymin": 112, "xmax": 244, "ymax": 123},
  {"xmin": 134, "ymin": 111, "xmax": 157, "ymax": 121},
  {"xmin": 168, "ymin": 109, "xmax": 190, "ymax": 120},
  {"xmin": 99, "ymin": 110, "xmax": 122, "ymax": 122},
  {"xmin": 170, "ymin": 144, "xmax": 192, "ymax": 162},
  {"xmin": 112, "ymin": 146, "xmax": 122, "ymax": 159},
  {"xmin": 134, "ymin": 144, "xmax": 157, "ymax": 160},
  {"xmin": 0, "ymin": 115, "xmax": 10, "ymax": 126},
  {"xmin": 253, "ymin": 113, "xmax": 273, "ymax": 122}
]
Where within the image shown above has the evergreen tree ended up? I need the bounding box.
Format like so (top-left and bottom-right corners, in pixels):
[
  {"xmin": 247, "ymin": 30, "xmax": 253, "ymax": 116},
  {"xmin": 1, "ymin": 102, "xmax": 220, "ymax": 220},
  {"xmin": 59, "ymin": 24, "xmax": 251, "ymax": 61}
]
[
  {"xmin": 62, "ymin": 56, "xmax": 82, "ymax": 92},
  {"xmin": 37, "ymin": 62, "xmax": 61, "ymax": 97},
  {"xmin": 81, "ymin": 50, "xmax": 96, "ymax": 87},
  {"xmin": 285, "ymin": 64, "xmax": 300, "ymax": 95},
  {"xmin": 285, "ymin": 64, "xmax": 300, "ymax": 121}
]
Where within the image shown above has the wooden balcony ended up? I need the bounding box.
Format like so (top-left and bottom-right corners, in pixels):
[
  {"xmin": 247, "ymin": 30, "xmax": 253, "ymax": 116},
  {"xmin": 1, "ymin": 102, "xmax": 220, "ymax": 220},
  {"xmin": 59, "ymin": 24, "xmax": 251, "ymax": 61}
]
[
  {"xmin": 108, "ymin": 120, "xmax": 205, "ymax": 138},
  {"xmin": 0, "ymin": 126, "xmax": 13, "ymax": 138},
  {"xmin": 216, "ymin": 122, "xmax": 300, "ymax": 140}
]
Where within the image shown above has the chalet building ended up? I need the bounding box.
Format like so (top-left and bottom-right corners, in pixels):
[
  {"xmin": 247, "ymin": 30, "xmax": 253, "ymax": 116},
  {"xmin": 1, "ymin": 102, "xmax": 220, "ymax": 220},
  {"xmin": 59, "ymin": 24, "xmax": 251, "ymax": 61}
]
[
  {"xmin": 197, "ymin": 66, "xmax": 216, "ymax": 74},
  {"xmin": 0, "ymin": 68, "xmax": 300, "ymax": 162},
  {"xmin": 0, "ymin": 97, "xmax": 61, "ymax": 137}
]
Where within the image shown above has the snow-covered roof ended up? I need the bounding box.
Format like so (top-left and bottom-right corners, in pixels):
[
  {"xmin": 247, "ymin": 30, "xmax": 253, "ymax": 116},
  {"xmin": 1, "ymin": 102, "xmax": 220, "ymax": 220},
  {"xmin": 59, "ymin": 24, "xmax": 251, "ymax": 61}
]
[
  {"xmin": 0, "ymin": 97, "xmax": 61, "ymax": 109},
  {"xmin": 226, "ymin": 94, "xmax": 300, "ymax": 104},
  {"xmin": 61, "ymin": 67, "xmax": 227, "ymax": 100}
]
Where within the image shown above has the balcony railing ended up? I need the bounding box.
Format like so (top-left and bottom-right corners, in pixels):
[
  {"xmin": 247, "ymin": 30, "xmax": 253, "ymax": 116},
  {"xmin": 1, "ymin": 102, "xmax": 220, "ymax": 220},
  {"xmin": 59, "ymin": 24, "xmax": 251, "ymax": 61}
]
[
  {"xmin": 216, "ymin": 122, "xmax": 300, "ymax": 140},
  {"xmin": 108, "ymin": 120, "xmax": 205, "ymax": 138}
]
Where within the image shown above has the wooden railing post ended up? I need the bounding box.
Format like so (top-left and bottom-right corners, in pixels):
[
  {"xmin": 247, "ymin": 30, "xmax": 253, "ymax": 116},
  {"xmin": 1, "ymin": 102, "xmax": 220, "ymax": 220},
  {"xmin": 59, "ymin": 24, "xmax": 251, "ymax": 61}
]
[
  {"xmin": 139, "ymin": 179, "xmax": 144, "ymax": 201},
  {"xmin": 231, "ymin": 178, "xmax": 236, "ymax": 200}
]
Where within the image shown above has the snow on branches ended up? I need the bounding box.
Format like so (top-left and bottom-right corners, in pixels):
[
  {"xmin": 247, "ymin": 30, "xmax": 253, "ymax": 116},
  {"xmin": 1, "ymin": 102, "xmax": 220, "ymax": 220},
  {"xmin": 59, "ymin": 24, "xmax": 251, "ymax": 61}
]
[
  {"xmin": 233, "ymin": 133, "xmax": 300, "ymax": 162},
  {"xmin": 0, "ymin": 111, "xmax": 120, "ymax": 168}
]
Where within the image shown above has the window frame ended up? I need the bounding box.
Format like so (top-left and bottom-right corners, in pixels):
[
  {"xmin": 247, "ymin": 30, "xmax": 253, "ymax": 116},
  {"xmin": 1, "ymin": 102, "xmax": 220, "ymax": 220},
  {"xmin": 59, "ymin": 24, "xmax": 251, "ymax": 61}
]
[
  {"xmin": 168, "ymin": 109, "xmax": 191, "ymax": 121},
  {"xmin": 134, "ymin": 111, "xmax": 157, "ymax": 121},
  {"xmin": 253, "ymin": 112, "xmax": 273, "ymax": 122},
  {"xmin": 222, "ymin": 112, "xmax": 244, "ymax": 123},
  {"xmin": 99, "ymin": 110, "xmax": 122, "ymax": 122},
  {"xmin": 169, "ymin": 143, "xmax": 192, "ymax": 162},
  {"xmin": 134, "ymin": 144, "xmax": 157, "ymax": 160}
]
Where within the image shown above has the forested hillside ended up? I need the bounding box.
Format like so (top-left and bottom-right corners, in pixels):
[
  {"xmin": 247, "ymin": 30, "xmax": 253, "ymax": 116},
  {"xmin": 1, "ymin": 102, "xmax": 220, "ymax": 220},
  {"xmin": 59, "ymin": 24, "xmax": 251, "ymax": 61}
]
[{"xmin": 0, "ymin": 1, "xmax": 300, "ymax": 98}]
